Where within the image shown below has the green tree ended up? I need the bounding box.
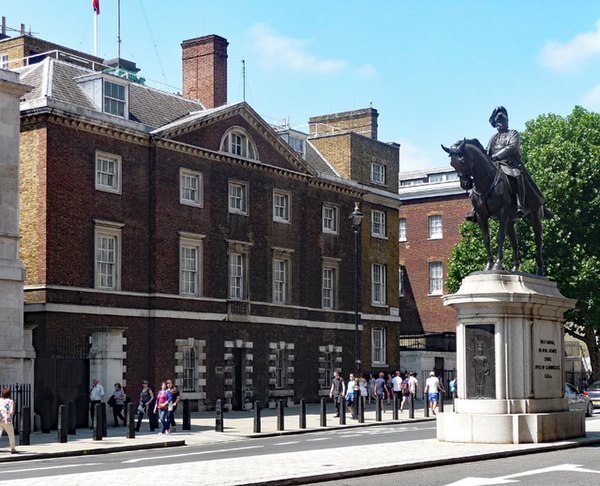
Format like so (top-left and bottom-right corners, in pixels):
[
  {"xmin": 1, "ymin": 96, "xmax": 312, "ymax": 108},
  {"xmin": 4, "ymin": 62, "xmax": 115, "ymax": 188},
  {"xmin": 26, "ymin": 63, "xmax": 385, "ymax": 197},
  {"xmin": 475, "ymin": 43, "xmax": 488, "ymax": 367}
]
[{"xmin": 447, "ymin": 106, "xmax": 600, "ymax": 380}]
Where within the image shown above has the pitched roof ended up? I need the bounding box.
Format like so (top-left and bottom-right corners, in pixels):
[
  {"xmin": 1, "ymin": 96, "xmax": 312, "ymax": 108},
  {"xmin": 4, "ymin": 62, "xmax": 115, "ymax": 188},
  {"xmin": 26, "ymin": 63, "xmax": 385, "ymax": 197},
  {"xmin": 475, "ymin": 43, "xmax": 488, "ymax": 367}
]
[{"xmin": 17, "ymin": 58, "xmax": 203, "ymax": 130}]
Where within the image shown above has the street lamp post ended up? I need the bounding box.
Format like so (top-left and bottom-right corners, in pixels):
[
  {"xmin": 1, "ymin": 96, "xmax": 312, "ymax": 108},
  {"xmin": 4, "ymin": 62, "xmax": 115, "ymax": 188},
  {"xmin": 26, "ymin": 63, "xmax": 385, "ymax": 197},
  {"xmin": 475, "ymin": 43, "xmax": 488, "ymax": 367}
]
[{"xmin": 349, "ymin": 202, "xmax": 363, "ymax": 377}]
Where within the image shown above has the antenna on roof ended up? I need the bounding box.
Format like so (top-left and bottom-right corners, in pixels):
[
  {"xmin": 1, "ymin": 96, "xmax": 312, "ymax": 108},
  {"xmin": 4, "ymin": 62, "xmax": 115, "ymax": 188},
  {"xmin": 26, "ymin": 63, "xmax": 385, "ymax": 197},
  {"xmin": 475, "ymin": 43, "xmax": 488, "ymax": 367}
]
[
  {"xmin": 116, "ymin": 0, "xmax": 121, "ymax": 64},
  {"xmin": 242, "ymin": 59, "xmax": 246, "ymax": 102}
]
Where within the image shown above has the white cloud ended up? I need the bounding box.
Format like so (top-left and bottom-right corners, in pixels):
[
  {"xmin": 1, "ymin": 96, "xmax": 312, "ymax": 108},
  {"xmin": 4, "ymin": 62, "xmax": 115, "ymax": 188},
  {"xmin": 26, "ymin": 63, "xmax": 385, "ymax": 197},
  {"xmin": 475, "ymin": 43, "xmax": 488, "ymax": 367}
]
[
  {"xmin": 582, "ymin": 83, "xmax": 600, "ymax": 110},
  {"xmin": 399, "ymin": 140, "xmax": 444, "ymax": 173},
  {"xmin": 540, "ymin": 19, "xmax": 600, "ymax": 73},
  {"xmin": 250, "ymin": 24, "xmax": 347, "ymax": 74},
  {"xmin": 355, "ymin": 64, "xmax": 378, "ymax": 78}
]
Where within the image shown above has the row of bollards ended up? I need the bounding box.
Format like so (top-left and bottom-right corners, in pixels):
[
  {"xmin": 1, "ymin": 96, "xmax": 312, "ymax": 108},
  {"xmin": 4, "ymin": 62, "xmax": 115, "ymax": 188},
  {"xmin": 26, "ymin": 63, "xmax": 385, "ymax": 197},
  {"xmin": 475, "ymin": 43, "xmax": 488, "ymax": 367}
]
[
  {"xmin": 215, "ymin": 393, "xmax": 443, "ymax": 433},
  {"xmin": 41, "ymin": 399, "xmax": 193, "ymax": 443}
]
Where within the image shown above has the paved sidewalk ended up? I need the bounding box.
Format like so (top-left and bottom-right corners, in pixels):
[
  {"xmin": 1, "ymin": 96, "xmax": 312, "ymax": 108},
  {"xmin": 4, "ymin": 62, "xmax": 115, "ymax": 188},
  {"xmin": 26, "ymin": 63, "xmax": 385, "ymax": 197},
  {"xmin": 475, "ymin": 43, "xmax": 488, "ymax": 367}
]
[{"xmin": 1, "ymin": 402, "xmax": 599, "ymax": 486}]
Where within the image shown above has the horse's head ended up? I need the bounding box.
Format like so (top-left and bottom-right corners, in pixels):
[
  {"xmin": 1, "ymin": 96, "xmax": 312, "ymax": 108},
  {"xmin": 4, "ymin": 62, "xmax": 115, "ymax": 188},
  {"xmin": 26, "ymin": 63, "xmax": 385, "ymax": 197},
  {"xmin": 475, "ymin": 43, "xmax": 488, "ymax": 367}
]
[{"xmin": 441, "ymin": 139, "xmax": 473, "ymax": 191}]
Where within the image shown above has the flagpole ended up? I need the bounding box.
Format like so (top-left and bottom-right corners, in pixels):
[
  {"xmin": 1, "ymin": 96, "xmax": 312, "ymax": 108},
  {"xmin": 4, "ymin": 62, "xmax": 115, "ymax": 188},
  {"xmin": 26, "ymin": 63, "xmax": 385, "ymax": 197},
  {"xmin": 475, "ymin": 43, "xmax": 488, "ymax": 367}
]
[{"xmin": 94, "ymin": 8, "xmax": 98, "ymax": 56}]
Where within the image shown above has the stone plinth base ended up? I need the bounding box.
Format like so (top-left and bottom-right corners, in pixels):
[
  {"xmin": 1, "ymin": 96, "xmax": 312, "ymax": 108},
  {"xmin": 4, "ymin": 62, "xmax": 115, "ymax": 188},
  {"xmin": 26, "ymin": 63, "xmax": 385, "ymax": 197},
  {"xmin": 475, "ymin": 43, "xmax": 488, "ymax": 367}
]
[{"xmin": 437, "ymin": 409, "xmax": 585, "ymax": 444}]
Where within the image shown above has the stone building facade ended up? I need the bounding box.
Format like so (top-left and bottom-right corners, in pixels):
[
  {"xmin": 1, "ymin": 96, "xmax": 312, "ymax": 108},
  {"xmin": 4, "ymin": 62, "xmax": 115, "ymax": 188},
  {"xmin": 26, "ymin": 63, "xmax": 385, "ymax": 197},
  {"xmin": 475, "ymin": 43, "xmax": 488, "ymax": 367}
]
[
  {"xmin": 397, "ymin": 167, "xmax": 471, "ymax": 384},
  {"xmin": 2, "ymin": 30, "xmax": 400, "ymax": 425}
]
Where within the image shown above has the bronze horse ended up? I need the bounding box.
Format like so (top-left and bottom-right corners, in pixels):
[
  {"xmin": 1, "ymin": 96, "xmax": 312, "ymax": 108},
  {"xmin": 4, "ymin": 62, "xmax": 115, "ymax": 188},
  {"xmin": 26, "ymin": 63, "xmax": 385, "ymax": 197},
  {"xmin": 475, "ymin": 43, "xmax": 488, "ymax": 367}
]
[{"xmin": 441, "ymin": 139, "xmax": 548, "ymax": 276}]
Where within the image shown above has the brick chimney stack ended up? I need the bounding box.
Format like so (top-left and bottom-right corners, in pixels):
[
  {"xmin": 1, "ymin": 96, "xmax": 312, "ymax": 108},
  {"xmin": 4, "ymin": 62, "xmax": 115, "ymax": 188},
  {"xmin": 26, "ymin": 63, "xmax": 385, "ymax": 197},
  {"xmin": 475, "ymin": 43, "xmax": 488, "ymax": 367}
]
[{"xmin": 181, "ymin": 35, "xmax": 228, "ymax": 109}]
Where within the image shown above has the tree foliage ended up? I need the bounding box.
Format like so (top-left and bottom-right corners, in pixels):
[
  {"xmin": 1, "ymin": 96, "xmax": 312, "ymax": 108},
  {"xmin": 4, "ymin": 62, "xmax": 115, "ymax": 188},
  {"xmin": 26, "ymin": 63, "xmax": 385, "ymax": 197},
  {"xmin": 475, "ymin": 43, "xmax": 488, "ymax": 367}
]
[{"xmin": 447, "ymin": 106, "xmax": 600, "ymax": 377}]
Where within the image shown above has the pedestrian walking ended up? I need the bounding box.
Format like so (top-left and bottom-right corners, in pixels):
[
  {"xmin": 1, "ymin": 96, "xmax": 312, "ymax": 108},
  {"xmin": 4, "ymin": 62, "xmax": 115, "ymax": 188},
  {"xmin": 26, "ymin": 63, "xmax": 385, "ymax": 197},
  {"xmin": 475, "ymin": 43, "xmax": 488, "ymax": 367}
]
[
  {"xmin": 425, "ymin": 371, "xmax": 444, "ymax": 415},
  {"xmin": 345, "ymin": 373, "xmax": 356, "ymax": 417},
  {"xmin": 154, "ymin": 381, "xmax": 173, "ymax": 435},
  {"xmin": 374, "ymin": 372, "xmax": 388, "ymax": 412},
  {"xmin": 136, "ymin": 380, "xmax": 155, "ymax": 432},
  {"xmin": 358, "ymin": 373, "xmax": 368, "ymax": 410},
  {"xmin": 329, "ymin": 371, "xmax": 345, "ymax": 417},
  {"xmin": 392, "ymin": 371, "xmax": 403, "ymax": 409},
  {"xmin": 166, "ymin": 379, "xmax": 181, "ymax": 432},
  {"xmin": 408, "ymin": 372, "xmax": 419, "ymax": 401},
  {"xmin": 89, "ymin": 377, "xmax": 105, "ymax": 428},
  {"xmin": 400, "ymin": 373, "xmax": 410, "ymax": 412},
  {"xmin": 0, "ymin": 387, "xmax": 18, "ymax": 454},
  {"xmin": 110, "ymin": 383, "xmax": 126, "ymax": 426},
  {"xmin": 367, "ymin": 374, "xmax": 375, "ymax": 404}
]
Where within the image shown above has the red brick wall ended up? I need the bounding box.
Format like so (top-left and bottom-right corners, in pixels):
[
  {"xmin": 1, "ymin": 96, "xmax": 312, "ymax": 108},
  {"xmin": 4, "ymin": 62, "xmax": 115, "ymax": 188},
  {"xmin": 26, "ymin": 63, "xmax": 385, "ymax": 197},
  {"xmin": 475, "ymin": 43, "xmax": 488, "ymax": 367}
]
[
  {"xmin": 181, "ymin": 35, "xmax": 228, "ymax": 108},
  {"xmin": 399, "ymin": 194, "xmax": 471, "ymax": 334}
]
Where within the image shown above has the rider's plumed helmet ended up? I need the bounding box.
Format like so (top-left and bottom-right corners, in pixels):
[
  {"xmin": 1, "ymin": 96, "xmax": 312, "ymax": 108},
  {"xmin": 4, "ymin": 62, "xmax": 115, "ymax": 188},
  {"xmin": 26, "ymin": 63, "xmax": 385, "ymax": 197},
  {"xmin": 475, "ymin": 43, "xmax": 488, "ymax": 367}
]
[{"xmin": 489, "ymin": 106, "xmax": 508, "ymax": 127}]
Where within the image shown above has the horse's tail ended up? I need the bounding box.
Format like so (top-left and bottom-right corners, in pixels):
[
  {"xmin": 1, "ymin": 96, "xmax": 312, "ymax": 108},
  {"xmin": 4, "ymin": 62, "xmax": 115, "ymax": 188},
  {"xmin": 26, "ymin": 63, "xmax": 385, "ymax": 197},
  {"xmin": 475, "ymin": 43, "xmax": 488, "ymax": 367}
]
[{"xmin": 542, "ymin": 206, "xmax": 555, "ymax": 220}]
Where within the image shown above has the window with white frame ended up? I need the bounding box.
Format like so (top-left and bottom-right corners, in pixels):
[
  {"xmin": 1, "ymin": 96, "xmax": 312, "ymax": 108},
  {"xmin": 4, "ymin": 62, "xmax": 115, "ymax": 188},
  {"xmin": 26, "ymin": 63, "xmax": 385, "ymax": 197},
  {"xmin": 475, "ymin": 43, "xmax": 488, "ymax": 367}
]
[
  {"xmin": 95, "ymin": 152, "xmax": 121, "ymax": 194},
  {"xmin": 371, "ymin": 210, "xmax": 387, "ymax": 238},
  {"xmin": 0, "ymin": 54, "xmax": 9, "ymax": 69},
  {"xmin": 228, "ymin": 180, "xmax": 248, "ymax": 215},
  {"xmin": 399, "ymin": 218, "xmax": 407, "ymax": 241},
  {"xmin": 272, "ymin": 248, "xmax": 293, "ymax": 305},
  {"xmin": 371, "ymin": 162, "xmax": 386, "ymax": 185},
  {"xmin": 229, "ymin": 252, "xmax": 246, "ymax": 300},
  {"xmin": 94, "ymin": 221, "xmax": 123, "ymax": 290},
  {"xmin": 429, "ymin": 261, "xmax": 443, "ymax": 295},
  {"xmin": 322, "ymin": 204, "xmax": 339, "ymax": 234},
  {"xmin": 322, "ymin": 258, "xmax": 340, "ymax": 309},
  {"xmin": 220, "ymin": 127, "xmax": 258, "ymax": 160},
  {"xmin": 179, "ymin": 233, "xmax": 204, "ymax": 296},
  {"xmin": 180, "ymin": 169, "xmax": 203, "ymax": 207},
  {"xmin": 428, "ymin": 215, "xmax": 443, "ymax": 239},
  {"xmin": 273, "ymin": 190, "xmax": 291, "ymax": 223},
  {"xmin": 371, "ymin": 263, "xmax": 387, "ymax": 305},
  {"xmin": 399, "ymin": 266, "xmax": 405, "ymax": 297},
  {"xmin": 103, "ymin": 80, "xmax": 127, "ymax": 118},
  {"xmin": 372, "ymin": 328, "xmax": 387, "ymax": 365}
]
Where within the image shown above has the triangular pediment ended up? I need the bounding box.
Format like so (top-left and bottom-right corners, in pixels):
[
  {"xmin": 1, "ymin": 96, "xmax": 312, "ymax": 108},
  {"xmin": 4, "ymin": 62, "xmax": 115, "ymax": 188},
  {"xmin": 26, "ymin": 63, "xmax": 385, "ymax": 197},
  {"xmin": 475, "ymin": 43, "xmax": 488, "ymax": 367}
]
[{"xmin": 151, "ymin": 102, "xmax": 315, "ymax": 175}]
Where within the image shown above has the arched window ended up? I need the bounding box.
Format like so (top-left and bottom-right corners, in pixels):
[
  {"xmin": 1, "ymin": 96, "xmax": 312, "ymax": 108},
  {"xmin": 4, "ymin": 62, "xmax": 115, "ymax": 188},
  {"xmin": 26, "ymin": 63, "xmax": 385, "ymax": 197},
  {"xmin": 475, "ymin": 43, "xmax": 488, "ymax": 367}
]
[{"xmin": 220, "ymin": 127, "xmax": 258, "ymax": 160}]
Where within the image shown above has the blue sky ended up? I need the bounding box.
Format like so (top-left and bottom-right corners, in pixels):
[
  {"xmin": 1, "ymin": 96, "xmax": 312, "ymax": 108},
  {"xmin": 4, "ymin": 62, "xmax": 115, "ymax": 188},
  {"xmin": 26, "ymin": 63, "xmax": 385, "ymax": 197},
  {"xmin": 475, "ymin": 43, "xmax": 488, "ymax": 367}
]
[{"xmin": 4, "ymin": 1, "xmax": 600, "ymax": 171}]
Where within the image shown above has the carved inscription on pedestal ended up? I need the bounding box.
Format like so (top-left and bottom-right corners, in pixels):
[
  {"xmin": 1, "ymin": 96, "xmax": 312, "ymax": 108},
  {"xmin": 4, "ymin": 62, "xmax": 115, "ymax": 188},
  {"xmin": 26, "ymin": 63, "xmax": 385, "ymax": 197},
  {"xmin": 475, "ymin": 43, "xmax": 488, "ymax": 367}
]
[{"xmin": 532, "ymin": 323, "xmax": 562, "ymax": 398}]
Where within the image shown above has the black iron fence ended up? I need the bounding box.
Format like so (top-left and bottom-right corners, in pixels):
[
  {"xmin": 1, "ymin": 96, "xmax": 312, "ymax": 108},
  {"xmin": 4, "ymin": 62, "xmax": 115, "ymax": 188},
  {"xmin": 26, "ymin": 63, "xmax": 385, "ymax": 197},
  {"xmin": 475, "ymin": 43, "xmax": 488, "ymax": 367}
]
[{"xmin": 0, "ymin": 383, "xmax": 31, "ymax": 435}]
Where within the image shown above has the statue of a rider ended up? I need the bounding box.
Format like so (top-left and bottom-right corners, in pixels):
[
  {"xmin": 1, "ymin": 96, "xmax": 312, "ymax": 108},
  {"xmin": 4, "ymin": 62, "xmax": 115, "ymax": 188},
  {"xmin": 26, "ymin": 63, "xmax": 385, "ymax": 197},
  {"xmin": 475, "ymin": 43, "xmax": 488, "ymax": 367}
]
[{"xmin": 466, "ymin": 106, "xmax": 545, "ymax": 222}]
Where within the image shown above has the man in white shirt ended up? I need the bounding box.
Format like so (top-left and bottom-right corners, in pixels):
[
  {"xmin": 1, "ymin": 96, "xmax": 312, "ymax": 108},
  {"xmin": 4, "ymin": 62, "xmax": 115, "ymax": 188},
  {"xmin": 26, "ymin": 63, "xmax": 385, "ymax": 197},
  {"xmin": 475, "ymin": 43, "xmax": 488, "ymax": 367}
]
[
  {"xmin": 424, "ymin": 371, "xmax": 444, "ymax": 415},
  {"xmin": 392, "ymin": 371, "xmax": 403, "ymax": 410},
  {"xmin": 89, "ymin": 377, "xmax": 105, "ymax": 428}
]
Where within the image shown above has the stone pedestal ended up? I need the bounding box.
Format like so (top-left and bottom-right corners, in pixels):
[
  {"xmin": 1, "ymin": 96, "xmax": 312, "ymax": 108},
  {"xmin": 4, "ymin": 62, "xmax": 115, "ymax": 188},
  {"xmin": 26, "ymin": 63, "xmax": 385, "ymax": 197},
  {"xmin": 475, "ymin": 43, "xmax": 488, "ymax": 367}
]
[
  {"xmin": 0, "ymin": 70, "xmax": 34, "ymax": 385},
  {"xmin": 437, "ymin": 272, "xmax": 584, "ymax": 443}
]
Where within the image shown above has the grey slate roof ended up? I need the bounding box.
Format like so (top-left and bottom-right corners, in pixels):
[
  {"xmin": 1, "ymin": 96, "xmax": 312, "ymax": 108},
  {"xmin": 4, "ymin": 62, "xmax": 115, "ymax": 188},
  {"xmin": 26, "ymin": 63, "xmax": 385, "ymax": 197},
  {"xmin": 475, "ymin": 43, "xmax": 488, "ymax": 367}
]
[
  {"xmin": 304, "ymin": 141, "xmax": 339, "ymax": 178},
  {"xmin": 17, "ymin": 58, "xmax": 203, "ymax": 130}
]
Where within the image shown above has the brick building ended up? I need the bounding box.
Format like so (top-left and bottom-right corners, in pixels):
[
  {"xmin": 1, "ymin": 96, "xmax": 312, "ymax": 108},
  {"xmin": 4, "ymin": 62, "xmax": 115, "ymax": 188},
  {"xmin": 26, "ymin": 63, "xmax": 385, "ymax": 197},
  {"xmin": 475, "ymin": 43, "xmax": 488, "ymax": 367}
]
[
  {"xmin": 2, "ymin": 30, "xmax": 400, "ymax": 425},
  {"xmin": 397, "ymin": 167, "xmax": 471, "ymax": 383}
]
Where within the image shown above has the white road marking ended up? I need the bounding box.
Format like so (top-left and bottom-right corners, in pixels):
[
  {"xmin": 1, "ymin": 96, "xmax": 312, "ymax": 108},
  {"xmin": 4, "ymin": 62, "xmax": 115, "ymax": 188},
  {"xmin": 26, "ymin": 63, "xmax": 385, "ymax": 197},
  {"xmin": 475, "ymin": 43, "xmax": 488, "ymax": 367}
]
[
  {"xmin": 446, "ymin": 463, "xmax": 600, "ymax": 486},
  {"xmin": 121, "ymin": 445, "xmax": 264, "ymax": 463},
  {"xmin": 306, "ymin": 437, "xmax": 330, "ymax": 441},
  {"xmin": 0, "ymin": 463, "xmax": 101, "ymax": 475},
  {"xmin": 273, "ymin": 441, "xmax": 299, "ymax": 446}
]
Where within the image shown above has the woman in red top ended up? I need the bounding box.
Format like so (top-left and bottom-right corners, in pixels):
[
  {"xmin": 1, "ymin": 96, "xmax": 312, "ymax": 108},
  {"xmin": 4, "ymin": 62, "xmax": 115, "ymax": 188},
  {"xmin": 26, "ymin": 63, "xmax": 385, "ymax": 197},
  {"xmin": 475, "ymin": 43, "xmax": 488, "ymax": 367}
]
[{"xmin": 153, "ymin": 382, "xmax": 173, "ymax": 434}]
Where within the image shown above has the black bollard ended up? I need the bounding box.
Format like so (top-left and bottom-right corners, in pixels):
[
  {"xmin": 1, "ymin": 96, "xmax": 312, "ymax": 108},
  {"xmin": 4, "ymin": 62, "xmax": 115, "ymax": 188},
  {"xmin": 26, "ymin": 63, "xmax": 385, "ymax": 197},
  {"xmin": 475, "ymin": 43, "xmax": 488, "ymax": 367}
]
[
  {"xmin": 352, "ymin": 393, "xmax": 358, "ymax": 420},
  {"xmin": 376, "ymin": 396, "xmax": 382, "ymax": 422},
  {"xmin": 67, "ymin": 401, "xmax": 76, "ymax": 435},
  {"xmin": 19, "ymin": 406, "xmax": 31, "ymax": 446},
  {"xmin": 320, "ymin": 398, "xmax": 327, "ymax": 427},
  {"xmin": 41, "ymin": 399, "xmax": 51, "ymax": 433},
  {"xmin": 101, "ymin": 402, "xmax": 108, "ymax": 437},
  {"xmin": 392, "ymin": 394, "xmax": 399, "ymax": 420},
  {"xmin": 215, "ymin": 399, "xmax": 224, "ymax": 432},
  {"xmin": 339, "ymin": 398, "xmax": 346, "ymax": 425},
  {"xmin": 253, "ymin": 401, "xmax": 261, "ymax": 433},
  {"xmin": 439, "ymin": 392, "xmax": 444, "ymax": 413},
  {"xmin": 57, "ymin": 404, "xmax": 68, "ymax": 443},
  {"xmin": 93, "ymin": 403, "xmax": 103, "ymax": 441},
  {"xmin": 126, "ymin": 403, "xmax": 136, "ymax": 439},
  {"xmin": 277, "ymin": 400, "xmax": 285, "ymax": 431},
  {"xmin": 424, "ymin": 395, "xmax": 430, "ymax": 417},
  {"xmin": 182, "ymin": 399, "xmax": 191, "ymax": 431},
  {"xmin": 299, "ymin": 399, "xmax": 306, "ymax": 429},
  {"xmin": 358, "ymin": 396, "xmax": 364, "ymax": 423}
]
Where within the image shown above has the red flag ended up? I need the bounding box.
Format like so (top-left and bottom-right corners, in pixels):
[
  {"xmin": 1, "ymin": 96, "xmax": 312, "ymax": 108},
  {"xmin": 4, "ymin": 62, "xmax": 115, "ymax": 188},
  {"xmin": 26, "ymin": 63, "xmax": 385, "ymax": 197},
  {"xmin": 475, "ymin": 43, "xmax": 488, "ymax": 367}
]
[{"xmin": 93, "ymin": 0, "xmax": 100, "ymax": 15}]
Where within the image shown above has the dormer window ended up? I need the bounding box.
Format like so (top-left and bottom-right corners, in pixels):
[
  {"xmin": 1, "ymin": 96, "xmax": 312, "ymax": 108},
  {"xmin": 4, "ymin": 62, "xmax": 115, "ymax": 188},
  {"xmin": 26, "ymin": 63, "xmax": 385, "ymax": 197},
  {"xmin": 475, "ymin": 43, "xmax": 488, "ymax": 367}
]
[
  {"xmin": 220, "ymin": 128, "xmax": 258, "ymax": 160},
  {"xmin": 104, "ymin": 80, "xmax": 127, "ymax": 117},
  {"xmin": 77, "ymin": 73, "xmax": 129, "ymax": 120}
]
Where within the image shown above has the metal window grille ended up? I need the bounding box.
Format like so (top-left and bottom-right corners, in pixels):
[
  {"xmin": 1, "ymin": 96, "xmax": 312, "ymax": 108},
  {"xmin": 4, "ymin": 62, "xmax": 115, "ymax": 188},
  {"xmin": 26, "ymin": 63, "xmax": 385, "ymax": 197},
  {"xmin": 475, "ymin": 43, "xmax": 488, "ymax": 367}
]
[{"xmin": 182, "ymin": 347, "xmax": 197, "ymax": 392}]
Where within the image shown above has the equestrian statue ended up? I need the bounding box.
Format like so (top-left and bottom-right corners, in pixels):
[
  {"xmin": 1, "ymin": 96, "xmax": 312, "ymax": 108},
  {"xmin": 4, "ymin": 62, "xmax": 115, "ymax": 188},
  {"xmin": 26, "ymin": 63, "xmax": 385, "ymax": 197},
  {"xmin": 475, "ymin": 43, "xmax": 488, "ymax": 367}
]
[{"xmin": 441, "ymin": 106, "xmax": 553, "ymax": 276}]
